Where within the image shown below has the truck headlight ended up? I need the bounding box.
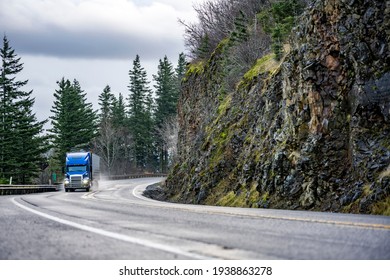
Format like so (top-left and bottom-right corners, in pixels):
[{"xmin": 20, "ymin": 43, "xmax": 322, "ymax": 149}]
[
  {"xmin": 82, "ymin": 178, "xmax": 89, "ymax": 185},
  {"xmin": 64, "ymin": 179, "xmax": 69, "ymax": 185}
]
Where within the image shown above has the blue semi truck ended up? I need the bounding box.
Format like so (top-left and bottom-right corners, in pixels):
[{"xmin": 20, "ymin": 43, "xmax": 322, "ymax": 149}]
[{"xmin": 64, "ymin": 151, "xmax": 100, "ymax": 192}]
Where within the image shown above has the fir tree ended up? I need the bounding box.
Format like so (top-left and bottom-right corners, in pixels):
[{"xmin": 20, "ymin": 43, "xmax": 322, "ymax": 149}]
[
  {"xmin": 98, "ymin": 85, "xmax": 115, "ymax": 122},
  {"xmin": 112, "ymin": 93, "xmax": 127, "ymax": 129},
  {"xmin": 0, "ymin": 36, "xmax": 47, "ymax": 183},
  {"xmin": 231, "ymin": 10, "xmax": 248, "ymax": 44},
  {"xmin": 175, "ymin": 53, "xmax": 187, "ymax": 86},
  {"xmin": 49, "ymin": 78, "xmax": 97, "ymax": 167},
  {"xmin": 197, "ymin": 33, "xmax": 211, "ymax": 59},
  {"xmin": 12, "ymin": 97, "xmax": 48, "ymax": 183},
  {"xmin": 95, "ymin": 85, "xmax": 116, "ymax": 175},
  {"xmin": 154, "ymin": 56, "xmax": 176, "ymax": 128},
  {"xmin": 127, "ymin": 55, "xmax": 154, "ymax": 171},
  {"xmin": 153, "ymin": 56, "xmax": 177, "ymax": 172},
  {"xmin": 111, "ymin": 93, "xmax": 131, "ymax": 174},
  {"xmin": 258, "ymin": 0, "xmax": 305, "ymax": 60}
]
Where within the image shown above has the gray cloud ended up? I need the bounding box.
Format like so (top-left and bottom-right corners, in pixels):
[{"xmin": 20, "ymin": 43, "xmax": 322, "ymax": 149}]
[
  {"xmin": 0, "ymin": 0, "xmax": 195, "ymax": 59},
  {"xmin": 0, "ymin": 0, "xmax": 200, "ymax": 128},
  {"xmin": 6, "ymin": 28, "xmax": 183, "ymax": 60}
]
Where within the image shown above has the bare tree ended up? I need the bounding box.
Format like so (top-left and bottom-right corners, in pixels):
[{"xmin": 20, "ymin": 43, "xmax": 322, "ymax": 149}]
[
  {"xmin": 94, "ymin": 119, "xmax": 122, "ymax": 177},
  {"xmin": 225, "ymin": 25, "xmax": 272, "ymax": 90},
  {"xmin": 180, "ymin": 0, "xmax": 271, "ymax": 59},
  {"xmin": 156, "ymin": 116, "xmax": 179, "ymax": 170}
]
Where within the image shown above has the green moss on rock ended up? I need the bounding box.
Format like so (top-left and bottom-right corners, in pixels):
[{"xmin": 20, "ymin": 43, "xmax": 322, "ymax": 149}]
[{"xmin": 238, "ymin": 53, "xmax": 278, "ymax": 89}]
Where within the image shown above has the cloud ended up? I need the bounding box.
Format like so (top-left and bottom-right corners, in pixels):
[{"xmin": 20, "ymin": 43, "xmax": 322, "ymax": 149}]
[
  {"xmin": 0, "ymin": 0, "xmax": 202, "ymax": 128},
  {"xmin": 0, "ymin": 0, "xmax": 197, "ymax": 59}
]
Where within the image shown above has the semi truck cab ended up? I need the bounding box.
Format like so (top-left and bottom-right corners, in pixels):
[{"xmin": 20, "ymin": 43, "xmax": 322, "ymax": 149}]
[{"xmin": 64, "ymin": 152, "xmax": 96, "ymax": 192}]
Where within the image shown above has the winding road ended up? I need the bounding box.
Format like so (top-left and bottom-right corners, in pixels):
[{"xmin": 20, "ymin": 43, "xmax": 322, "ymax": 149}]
[{"xmin": 0, "ymin": 177, "xmax": 389, "ymax": 259}]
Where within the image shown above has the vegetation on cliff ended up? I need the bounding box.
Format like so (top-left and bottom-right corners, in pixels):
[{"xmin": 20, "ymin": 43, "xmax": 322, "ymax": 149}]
[{"xmin": 166, "ymin": 0, "xmax": 390, "ymax": 215}]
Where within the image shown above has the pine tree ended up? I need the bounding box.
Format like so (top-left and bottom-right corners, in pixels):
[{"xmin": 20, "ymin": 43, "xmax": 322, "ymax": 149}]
[
  {"xmin": 95, "ymin": 85, "xmax": 120, "ymax": 176},
  {"xmin": 174, "ymin": 52, "xmax": 187, "ymax": 109},
  {"xmin": 112, "ymin": 93, "xmax": 127, "ymax": 129},
  {"xmin": 272, "ymin": 24, "xmax": 284, "ymax": 60},
  {"xmin": 197, "ymin": 33, "xmax": 211, "ymax": 59},
  {"xmin": 175, "ymin": 53, "xmax": 187, "ymax": 88},
  {"xmin": 259, "ymin": 0, "xmax": 306, "ymax": 60},
  {"xmin": 0, "ymin": 36, "xmax": 47, "ymax": 183},
  {"xmin": 231, "ymin": 10, "xmax": 248, "ymax": 44},
  {"xmin": 12, "ymin": 97, "xmax": 48, "ymax": 183},
  {"xmin": 98, "ymin": 85, "xmax": 115, "ymax": 122},
  {"xmin": 153, "ymin": 56, "xmax": 177, "ymax": 172},
  {"xmin": 111, "ymin": 93, "xmax": 131, "ymax": 174},
  {"xmin": 154, "ymin": 56, "xmax": 176, "ymax": 128},
  {"xmin": 49, "ymin": 78, "xmax": 97, "ymax": 167},
  {"xmin": 127, "ymin": 55, "xmax": 154, "ymax": 171}
]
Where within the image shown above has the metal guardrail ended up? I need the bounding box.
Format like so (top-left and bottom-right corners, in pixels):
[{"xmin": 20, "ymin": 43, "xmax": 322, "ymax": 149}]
[
  {"xmin": 0, "ymin": 174, "xmax": 166, "ymax": 195},
  {"xmin": 107, "ymin": 173, "xmax": 167, "ymax": 180},
  {"xmin": 0, "ymin": 185, "xmax": 59, "ymax": 195}
]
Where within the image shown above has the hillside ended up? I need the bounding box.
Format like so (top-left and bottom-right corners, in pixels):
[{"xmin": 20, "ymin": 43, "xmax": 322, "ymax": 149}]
[{"xmin": 165, "ymin": 0, "xmax": 390, "ymax": 214}]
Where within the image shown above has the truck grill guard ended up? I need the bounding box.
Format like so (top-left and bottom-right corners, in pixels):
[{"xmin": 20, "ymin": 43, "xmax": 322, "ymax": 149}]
[{"xmin": 70, "ymin": 175, "xmax": 83, "ymax": 188}]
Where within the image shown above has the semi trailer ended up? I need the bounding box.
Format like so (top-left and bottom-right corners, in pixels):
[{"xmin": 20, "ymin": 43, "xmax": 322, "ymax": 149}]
[{"xmin": 64, "ymin": 151, "xmax": 100, "ymax": 192}]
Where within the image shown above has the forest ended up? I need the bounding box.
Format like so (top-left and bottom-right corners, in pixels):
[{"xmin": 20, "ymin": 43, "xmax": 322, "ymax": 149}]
[{"xmin": 0, "ymin": 35, "xmax": 186, "ymax": 184}]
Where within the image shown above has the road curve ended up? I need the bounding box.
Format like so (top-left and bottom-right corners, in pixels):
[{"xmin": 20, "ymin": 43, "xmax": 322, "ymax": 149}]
[{"xmin": 0, "ymin": 177, "xmax": 389, "ymax": 259}]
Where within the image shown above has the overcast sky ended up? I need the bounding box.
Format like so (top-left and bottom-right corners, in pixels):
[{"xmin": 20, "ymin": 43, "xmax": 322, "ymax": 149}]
[{"xmin": 0, "ymin": 0, "xmax": 202, "ymax": 131}]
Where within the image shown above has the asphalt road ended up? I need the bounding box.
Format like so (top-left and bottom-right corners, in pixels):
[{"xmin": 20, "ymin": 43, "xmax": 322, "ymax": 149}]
[{"xmin": 0, "ymin": 177, "xmax": 389, "ymax": 259}]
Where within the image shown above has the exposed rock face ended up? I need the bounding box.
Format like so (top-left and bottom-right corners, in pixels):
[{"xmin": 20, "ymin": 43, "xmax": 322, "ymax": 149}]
[{"xmin": 166, "ymin": 0, "xmax": 390, "ymax": 214}]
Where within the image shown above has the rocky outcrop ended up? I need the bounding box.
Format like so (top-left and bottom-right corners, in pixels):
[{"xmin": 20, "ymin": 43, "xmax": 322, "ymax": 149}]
[
  {"xmin": 143, "ymin": 183, "xmax": 167, "ymax": 201},
  {"xmin": 166, "ymin": 0, "xmax": 390, "ymax": 214}
]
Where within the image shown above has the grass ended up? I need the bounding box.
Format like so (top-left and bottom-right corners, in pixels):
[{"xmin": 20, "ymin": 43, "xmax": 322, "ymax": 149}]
[{"xmin": 371, "ymin": 197, "xmax": 390, "ymax": 216}]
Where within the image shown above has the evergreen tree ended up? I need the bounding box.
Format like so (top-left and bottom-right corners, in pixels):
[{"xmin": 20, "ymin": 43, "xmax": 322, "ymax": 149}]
[
  {"xmin": 95, "ymin": 85, "xmax": 117, "ymax": 175},
  {"xmin": 0, "ymin": 36, "xmax": 47, "ymax": 183},
  {"xmin": 230, "ymin": 10, "xmax": 248, "ymax": 44},
  {"xmin": 112, "ymin": 93, "xmax": 127, "ymax": 129},
  {"xmin": 127, "ymin": 55, "xmax": 154, "ymax": 171},
  {"xmin": 12, "ymin": 97, "xmax": 48, "ymax": 183},
  {"xmin": 258, "ymin": 0, "xmax": 305, "ymax": 60},
  {"xmin": 98, "ymin": 85, "xmax": 115, "ymax": 122},
  {"xmin": 49, "ymin": 78, "xmax": 97, "ymax": 167},
  {"xmin": 197, "ymin": 33, "xmax": 211, "ymax": 59},
  {"xmin": 153, "ymin": 56, "xmax": 177, "ymax": 172},
  {"xmin": 144, "ymin": 89, "xmax": 157, "ymax": 171},
  {"xmin": 154, "ymin": 56, "xmax": 176, "ymax": 128},
  {"xmin": 175, "ymin": 52, "xmax": 187, "ymax": 95},
  {"xmin": 271, "ymin": 24, "xmax": 284, "ymax": 60},
  {"xmin": 111, "ymin": 93, "xmax": 131, "ymax": 174}
]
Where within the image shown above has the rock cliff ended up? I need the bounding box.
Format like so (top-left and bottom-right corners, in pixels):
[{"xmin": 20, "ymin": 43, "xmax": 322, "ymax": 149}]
[{"xmin": 166, "ymin": 0, "xmax": 390, "ymax": 214}]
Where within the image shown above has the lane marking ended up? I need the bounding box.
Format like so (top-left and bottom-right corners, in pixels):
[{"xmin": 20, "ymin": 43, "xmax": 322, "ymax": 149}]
[
  {"xmin": 82, "ymin": 180, "xmax": 390, "ymax": 231},
  {"xmin": 131, "ymin": 185, "xmax": 390, "ymax": 231},
  {"xmin": 11, "ymin": 197, "xmax": 209, "ymax": 260}
]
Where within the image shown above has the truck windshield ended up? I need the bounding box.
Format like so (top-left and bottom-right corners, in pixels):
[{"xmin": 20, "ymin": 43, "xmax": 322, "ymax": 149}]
[{"xmin": 68, "ymin": 166, "xmax": 87, "ymax": 172}]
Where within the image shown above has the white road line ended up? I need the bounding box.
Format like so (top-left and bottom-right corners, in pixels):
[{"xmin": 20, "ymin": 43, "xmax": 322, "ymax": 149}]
[
  {"xmin": 132, "ymin": 185, "xmax": 390, "ymax": 231},
  {"xmin": 132, "ymin": 184, "xmax": 157, "ymax": 202},
  {"xmin": 11, "ymin": 197, "xmax": 208, "ymax": 260}
]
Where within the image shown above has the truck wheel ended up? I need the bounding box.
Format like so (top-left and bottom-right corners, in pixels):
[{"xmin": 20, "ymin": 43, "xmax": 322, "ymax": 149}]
[{"xmin": 86, "ymin": 187, "xmax": 90, "ymax": 192}]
